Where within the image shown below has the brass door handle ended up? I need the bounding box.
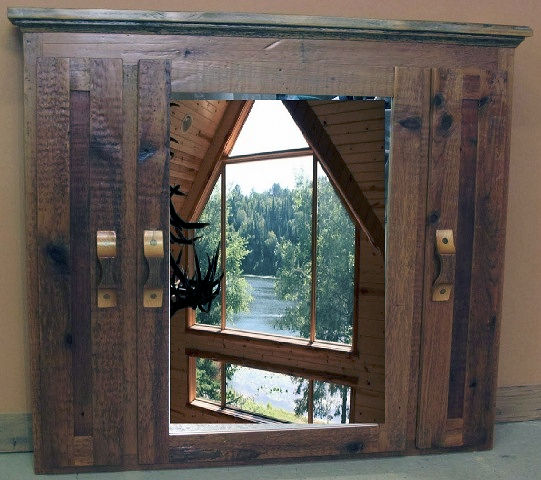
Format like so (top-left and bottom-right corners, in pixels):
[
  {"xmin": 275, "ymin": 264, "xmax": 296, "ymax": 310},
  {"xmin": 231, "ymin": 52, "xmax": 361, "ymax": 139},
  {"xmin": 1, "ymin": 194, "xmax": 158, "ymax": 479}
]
[
  {"xmin": 432, "ymin": 229, "xmax": 456, "ymax": 302},
  {"xmin": 96, "ymin": 230, "xmax": 117, "ymax": 308},
  {"xmin": 143, "ymin": 230, "xmax": 164, "ymax": 308}
]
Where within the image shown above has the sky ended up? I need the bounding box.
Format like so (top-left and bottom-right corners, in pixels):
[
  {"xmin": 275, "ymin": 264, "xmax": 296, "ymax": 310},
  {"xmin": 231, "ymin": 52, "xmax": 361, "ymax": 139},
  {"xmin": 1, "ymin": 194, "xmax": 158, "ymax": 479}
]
[{"xmin": 227, "ymin": 101, "xmax": 317, "ymax": 194}]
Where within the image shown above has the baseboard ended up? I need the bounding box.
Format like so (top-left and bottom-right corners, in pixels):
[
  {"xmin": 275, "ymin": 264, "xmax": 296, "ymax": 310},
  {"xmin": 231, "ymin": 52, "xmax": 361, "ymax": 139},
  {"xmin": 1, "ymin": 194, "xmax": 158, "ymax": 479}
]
[
  {"xmin": 0, "ymin": 413, "xmax": 32, "ymax": 452},
  {"xmin": 1, "ymin": 385, "xmax": 539, "ymax": 453},
  {"xmin": 495, "ymin": 384, "xmax": 541, "ymax": 423}
]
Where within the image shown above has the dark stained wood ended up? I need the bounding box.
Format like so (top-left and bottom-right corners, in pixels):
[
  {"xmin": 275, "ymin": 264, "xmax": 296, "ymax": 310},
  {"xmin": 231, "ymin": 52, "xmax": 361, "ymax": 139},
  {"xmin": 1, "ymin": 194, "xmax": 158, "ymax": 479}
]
[
  {"xmin": 447, "ymin": 98, "xmax": 479, "ymax": 419},
  {"xmin": 120, "ymin": 63, "xmax": 139, "ymax": 465},
  {"xmin": 382, "ymin": 67, "xmax": 431, "ymax": 452},
  {"xmin": 22, "ymin": 32, "xmax": 44, "ymax": 473},
  {"xmin": 8, "ymin": 8, "xmax": 532, "ymax": 47},
  {"xmin": 417, "ymin": 69, "xmax": 463, "ymax": 449},
  {"xmin": 463, "ymin": 72, "xmax": 510, "ymax": 448},
  {"xmin": 168, "ymin": 425, "xmax": 380, "ymax": 465},
  {"xmin": 69, "ymin": 90, "xmax": 92, "ymax": 438},
  {"xmin": 136, "ymin": 59, "xmax": 171, "ymax": 465},
  {"xmin": 36, "ymin": 56, "xmax": 73, "ymax": 469},
  {"xmin": 88, "ymin": 58, "xmax": 124, "ymax": 465},
  {"xmin": 283, "ymin": 100, "xmax": 385, "ymax": 255}
]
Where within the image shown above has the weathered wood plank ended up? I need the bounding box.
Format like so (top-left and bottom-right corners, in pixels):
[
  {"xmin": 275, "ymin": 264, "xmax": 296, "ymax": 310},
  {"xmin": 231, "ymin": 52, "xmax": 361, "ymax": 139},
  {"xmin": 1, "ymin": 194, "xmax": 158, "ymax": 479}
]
[
  {"xmin": 88, "ymin": 58, "xmax": 124, "ymax": 466},
  {"xmin": 136, "ymin": 59, "xmax": 171, "ymax": 465},
  {"xmin": 496, "ymin": 385, "xmax": 541, "ymax": 423},
  {"xmin": 381, "ymin": 67, "xmax": 431, "ymax": 452},
  {"xmin": 41, "ymin": 34, "xmax": 504, "ymax": 73},
  {"xmin": 9, "ymin": 8, "xmax": 532, "ymax": 46},
  {"xmin": 69, "ymin": 89, "xmax": 93, "ymax": 439},
  {"xmin": 447, "ymin": 97, "xmax": 479, "ymax": 419},
  {"xmin": 417, "ymin": 69, "xmax": 463, "ymax": 449},
  {"xmin": 168, "ymin": 424, "xmax": 380, "ymax": 465},
  {"xmin": 120, "ymin": 63, "xmax": 140, "ymax": 466},
  {"xmin": 463, "ymin": 72, "xmax": 510, "ymax": 448},
  {"xmin": 23, "ymin": 31, "xmax": 43, "ymax": 472},
  {"xmin": 36, "ymin": 56, "xmax": 73, "ymax": 469}
]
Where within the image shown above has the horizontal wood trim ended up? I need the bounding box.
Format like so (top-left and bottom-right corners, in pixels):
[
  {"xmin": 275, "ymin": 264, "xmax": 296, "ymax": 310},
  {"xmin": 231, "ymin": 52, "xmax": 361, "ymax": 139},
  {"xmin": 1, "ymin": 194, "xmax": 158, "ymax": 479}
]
[
  {"xmin": 495, "ymin": 385, "xmax": 541, "ymax": 423},
  {"xmin": 179, "ymin": 325, "xmax": 361, "ymax": 386},
  {"xmin": 188, "ymin": 400, "xmax": 288, "ymax": 424},
  {"xmin": 167, "ymin": 423, "xmax": 380, "ymax": 466},
  {"xmin": 40, "ymin": 34, "xmax": 505, "ymax": 74},
  {"xmin": 0, "ymin": 414, "xmax": 33, "ymax": 452},
  {"xmin": 226, "ymin": 147, "xmax": 313, "ymax": 163},
  {"xmin": 8, "ymin": 8, "xmax": 531, "ymax": 47},
  {"xmin": 3, "ymin": 385, "xmax": 537, "ymax": 452}
]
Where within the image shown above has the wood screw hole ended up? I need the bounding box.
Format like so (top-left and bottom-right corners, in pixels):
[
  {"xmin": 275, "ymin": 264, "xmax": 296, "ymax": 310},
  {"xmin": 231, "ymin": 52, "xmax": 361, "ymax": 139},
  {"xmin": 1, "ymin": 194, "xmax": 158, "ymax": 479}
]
[
  {"xmin": 442, "ymin": 237, "xmax": 448, "ymax": 244},
  {"xmin": 440, "ymin": 288, "xmax": 446, "ymax": 295}
]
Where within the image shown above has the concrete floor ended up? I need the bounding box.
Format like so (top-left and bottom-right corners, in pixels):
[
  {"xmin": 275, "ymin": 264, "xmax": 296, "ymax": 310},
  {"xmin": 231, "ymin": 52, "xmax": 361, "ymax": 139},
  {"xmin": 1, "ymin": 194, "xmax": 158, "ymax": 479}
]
[{"xmin": 0, "ymin": 421, "xmax": 538, "ymax": 479}]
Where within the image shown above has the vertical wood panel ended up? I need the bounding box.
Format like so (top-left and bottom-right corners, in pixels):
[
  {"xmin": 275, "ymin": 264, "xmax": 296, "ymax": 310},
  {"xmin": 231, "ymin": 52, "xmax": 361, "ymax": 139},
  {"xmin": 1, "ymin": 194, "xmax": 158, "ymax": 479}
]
[
  {"xmin": 136, "ymin": 59, "xmax": 171, "ymax": 465},
  {"xmin": 69, "ymin": 90, "xmax": 93, "ymax": 439},
  {"xmin": 36, "ymin": 56, "xmax": 73, "ymax": 468},
  {"xmin": 88, "ymin": 58, "xmax": 124, "ymax": 465},
  {"xmin": 463, "ymin": 72, "xmax": 509, "ymax": 448},
  {"xmin": 120, "ymin": 63, "xmax": 139, "ymax": 465},
  {"xmin": 23, "ymin": 32, "xmax": 44, "ymax": 472},
  {"xmin": 381, "ymin": 67, "xmax": 430, "ymax": 451},
  {"xmin": 417, "ymin": 69, "xmax": 463, "ymax": 448},
  {"xmin": 447, "ymin": 97, "xmax": 479, "ymax": 419}
]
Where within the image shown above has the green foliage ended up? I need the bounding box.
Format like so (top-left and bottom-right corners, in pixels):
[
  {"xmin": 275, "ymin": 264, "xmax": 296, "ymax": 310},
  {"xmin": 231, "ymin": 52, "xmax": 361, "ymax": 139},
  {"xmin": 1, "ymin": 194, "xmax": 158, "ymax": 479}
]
[
  {"xmin": 195, "ymin": 180, "xmax": 252, "ymax": 326},
  {"xmin": 195, "ymin": 358, "xmax": 220, "ymax": 402},
  {"xmin": 194, "ymin": 164, "xmax": 355, "ymax": 423}
]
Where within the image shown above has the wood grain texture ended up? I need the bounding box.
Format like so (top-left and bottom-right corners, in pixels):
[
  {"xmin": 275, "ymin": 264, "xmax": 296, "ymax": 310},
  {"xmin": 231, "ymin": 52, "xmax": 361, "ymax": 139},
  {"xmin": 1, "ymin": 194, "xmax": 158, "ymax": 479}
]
[
  {"xmin": 417, "ymin": 69, "xmax": 463, "ymax": 449},
  {"xmin": 88, "ymin": 58, "xmax": 124, "ymax": 466},
  {"xmin": 463, "ymin": 72, "xmax": 510, "ymax": 449},
  {"xmin": 136, "ymin": 59, "xmax": 171, "ymax": 465},
  {"xmin": 447, "ymin": 97, "xmax": 479, "ymax": 419},
  {"xmin": 168, "ymin": 424, "xmax": 380, "ymax": 466},
  {"xmin": 36, "ymin": 56, "xmax": 73, "ymax": 469},
  {"xmin": 8, "ymin": 8, "xmax": 532, "ymax": 46},
  {"xmin": 180, "ymin": 101, "xmax": 252, "ymax": 221},
  {"xmin": 381, "ymin": 67, "xmax": 431, "ymax": 452},
  {"xmin": 22, "ymin": 32, "xmax": 44, "ymax": 472},
  {"xmin": 41, "ymin": 34, "xmax": 504, "ymax": 72},
  {"xmin": 495, "ymin": 385, "xmax": 541, "ymax": 423},
  {"xmin": 69, "ymin": 90, "xmax": 92, "ymax": 439},
  {"xmin": 120, "ymin": 63, "xmax": 139, "ymax": 466},
  {"xmin": 283, "ymin": 100, "xmax": 385, "ymax": 254}
]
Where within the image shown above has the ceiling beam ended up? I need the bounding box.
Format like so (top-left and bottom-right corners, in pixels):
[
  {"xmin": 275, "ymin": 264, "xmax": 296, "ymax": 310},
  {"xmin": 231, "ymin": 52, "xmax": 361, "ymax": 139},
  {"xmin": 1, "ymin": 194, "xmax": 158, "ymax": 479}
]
[
  {"xmin": 283, "ymin": 100, "xmax": 385, "ymax": 255},
  {"xmin": 180, "ymin": 100, "xmax": 253, "ymax": 221}
]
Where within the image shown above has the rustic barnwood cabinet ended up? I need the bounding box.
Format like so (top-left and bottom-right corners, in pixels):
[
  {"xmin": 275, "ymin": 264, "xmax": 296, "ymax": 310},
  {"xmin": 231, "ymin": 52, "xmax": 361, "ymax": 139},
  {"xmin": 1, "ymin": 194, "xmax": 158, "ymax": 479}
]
[{"xmin": 8, "ymin": 7, "xmax": 531, "ymax": 474}]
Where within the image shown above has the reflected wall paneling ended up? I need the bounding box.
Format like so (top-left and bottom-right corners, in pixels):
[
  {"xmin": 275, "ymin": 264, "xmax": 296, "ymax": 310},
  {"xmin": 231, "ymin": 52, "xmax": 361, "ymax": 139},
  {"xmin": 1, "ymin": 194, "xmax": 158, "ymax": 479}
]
[{"xmin": 9, "ymin": 7, "xmax": 530, "ymax": 474}]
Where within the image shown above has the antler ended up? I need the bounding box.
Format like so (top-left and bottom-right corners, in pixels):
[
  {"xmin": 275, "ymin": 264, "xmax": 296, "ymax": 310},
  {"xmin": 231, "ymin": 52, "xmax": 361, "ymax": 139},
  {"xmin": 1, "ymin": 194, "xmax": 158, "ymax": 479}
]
[{"xmin": 169, "ymin": 184, "xmax": 223, "ymax": 316}]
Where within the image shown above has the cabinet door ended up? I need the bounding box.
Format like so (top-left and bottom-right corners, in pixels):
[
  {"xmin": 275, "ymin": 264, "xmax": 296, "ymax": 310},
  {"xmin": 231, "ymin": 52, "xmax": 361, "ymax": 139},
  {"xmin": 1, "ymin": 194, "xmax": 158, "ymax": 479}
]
[
  {"xmin": 417, "ymin": 69, "xmax": 510, "ymax": 449},
  {"xmin": 32, "ymin": 57, "xmax": 170, "ymax": 472}
]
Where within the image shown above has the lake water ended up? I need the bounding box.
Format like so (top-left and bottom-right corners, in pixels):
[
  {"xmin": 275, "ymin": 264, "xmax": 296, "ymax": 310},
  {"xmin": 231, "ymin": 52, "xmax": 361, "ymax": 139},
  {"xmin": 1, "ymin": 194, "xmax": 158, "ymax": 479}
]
[{"xmin": 226, "ymin": 275, "xmax": 345, "ymax": 423}]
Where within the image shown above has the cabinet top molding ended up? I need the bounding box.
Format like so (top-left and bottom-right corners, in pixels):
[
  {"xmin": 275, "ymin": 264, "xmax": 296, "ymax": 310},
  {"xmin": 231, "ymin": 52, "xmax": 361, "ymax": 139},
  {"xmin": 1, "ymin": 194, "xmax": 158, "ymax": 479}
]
[{"xmin": 7, "ymin": 7, "xmax": 532, "ymax": 47}]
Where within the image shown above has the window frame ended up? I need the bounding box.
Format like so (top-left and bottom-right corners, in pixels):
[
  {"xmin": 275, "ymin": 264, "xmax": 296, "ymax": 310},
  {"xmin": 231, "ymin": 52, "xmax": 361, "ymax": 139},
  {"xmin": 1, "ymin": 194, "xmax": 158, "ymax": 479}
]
[{"xmin": 185, "ymin": 132, "xmax": 365, "ymax": 423}]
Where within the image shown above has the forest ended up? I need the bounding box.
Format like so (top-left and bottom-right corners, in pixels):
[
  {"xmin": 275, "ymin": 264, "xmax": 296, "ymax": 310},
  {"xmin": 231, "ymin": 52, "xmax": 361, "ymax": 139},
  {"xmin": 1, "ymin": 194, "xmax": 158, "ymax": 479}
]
[{"xmin": 191, "ymin": 165, "xmax": 356, "ymax": 423}]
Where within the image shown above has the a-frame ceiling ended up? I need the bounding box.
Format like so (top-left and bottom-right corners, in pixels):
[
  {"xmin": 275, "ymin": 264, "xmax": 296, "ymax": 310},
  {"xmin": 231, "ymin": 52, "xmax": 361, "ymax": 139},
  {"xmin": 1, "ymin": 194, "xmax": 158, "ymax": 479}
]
[{"xmin": 170, "ymin": 98, "xmax": 385, "ymax": 254}]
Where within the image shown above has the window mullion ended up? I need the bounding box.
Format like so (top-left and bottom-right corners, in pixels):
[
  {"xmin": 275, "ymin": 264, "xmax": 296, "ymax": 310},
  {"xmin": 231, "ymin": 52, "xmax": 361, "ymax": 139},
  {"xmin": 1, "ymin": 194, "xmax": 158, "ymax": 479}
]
[
  {"xmin": 220, "ymin": 165, "xmax": 226, "ymax": 330},
  {"xmin": 310, "ymin": 156, "xmax": 317, "ymax": 343},
  {"xmin": 220, "ymin": 361, "xmax": 226, "ymax": 409},
  {"xmin": 308, "ymin": 379, "xmax": 314, "ymax": 424}
]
